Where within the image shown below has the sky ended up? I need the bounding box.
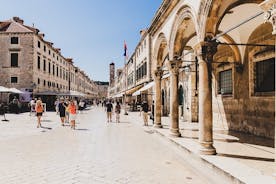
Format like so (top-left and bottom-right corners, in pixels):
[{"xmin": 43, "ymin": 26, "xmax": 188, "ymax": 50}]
[{"xmin": 0, "ymin": 0, "xmax": 162, "ymax": 82}]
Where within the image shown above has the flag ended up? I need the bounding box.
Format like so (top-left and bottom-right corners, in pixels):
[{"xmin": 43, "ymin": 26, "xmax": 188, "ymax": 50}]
[{"xmin": 123, "ymin": 41, "xmax": 127, "ymax": 57}]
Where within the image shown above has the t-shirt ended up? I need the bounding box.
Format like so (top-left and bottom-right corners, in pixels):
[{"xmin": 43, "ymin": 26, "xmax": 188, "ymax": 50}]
[
  {"xmin": 142, "ymin": 103, "xmax": 148, "ymax": 113},
  {"xmin": 106, "ymin": 103, "xmax": 113, "ymax": 112},
  {"xmin": 68, "ymin": 104, "xmax": 77, "ymax": 114},
  {"xmin": 58, "ymin": 102, "xmax": 66, "ymax": 113}
]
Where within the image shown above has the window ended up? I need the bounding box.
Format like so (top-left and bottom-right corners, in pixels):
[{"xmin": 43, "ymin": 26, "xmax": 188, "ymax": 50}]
[
  {"xmin": 43, "ymin": 60, "xmax": 46, "ymax": 71},
  {"xmin": 48, "ymin": 50, "xmax": 51, "ymax": 55},
  {"xmin": 44, "ymin": 45, "xmax": 46, "ymax": 52},
  {"xmin": 11, "ymin": 53, "xmax": 18, "ymax": 67},
  {"xmin": 56, "ymin": 66, "xmax": 59, "ymax": 77},
  {"xmin": 11, "ymin": 77, "xmax": 18, "ymax": 83},
  {"xmin": 218, "ymin": 69, "xmax": 232, "ymax": 95},
  {"xmin": 48, "ymin": 62, "xmax": 51, "ymax": 74},
  {"xmin": 43, "ymin": 80, "xmax": 46, "ymax": 86},
  {"xmin": 255, "ymin": 58, "xmax": 275, "ymax": 93},
  {"xmin": 37, "ymin": 56, "xmax": 40, "ymax": 69},
  {"xmin": 38, "ymin": 41, "xmax": 40, "ymax": 48},
  {"xmin": 53, "ymin": 65, "xmax": 55, "ymax": 76},
  {"xmin": 11, "ymin": 37, "xmax": 18, "ymax": 44},
  {"xmin": 37, "ymin": 78, "xmax": 40, "ymax": 85}
]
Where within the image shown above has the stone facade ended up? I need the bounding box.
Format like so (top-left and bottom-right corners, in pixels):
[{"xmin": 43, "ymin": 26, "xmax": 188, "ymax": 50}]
[
  {"xmin": 0, "ymin": 17, "xmax": 98, "ymax": 99},
  {"xmin": 109, "ymin": 0, "xmax": 275, "ymax": 156}
]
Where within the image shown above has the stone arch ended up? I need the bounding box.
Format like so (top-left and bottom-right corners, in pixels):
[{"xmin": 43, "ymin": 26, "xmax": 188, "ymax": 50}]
[
  {"xmin": 198, "ymin": 0, "xmax": 264, "ymax": 40},
  {"xmin": 153, "ymin": 33, "xmax": 169, "ymax": 69},
  {"xmin": 169, "ymin": 5, "xmax": 199, "ymax": 59},
  {"xmin": 244, "ymin": 22, "xmax": 275, "ymax": 96}
]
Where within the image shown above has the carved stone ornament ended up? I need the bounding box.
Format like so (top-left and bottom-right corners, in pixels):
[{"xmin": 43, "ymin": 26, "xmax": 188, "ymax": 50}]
[
  {"xmin": 201, "ymin": 36, "xmax": 218, "ymax": 63},
  {"xmin": 154, "ymin": 68, "xmax": 163, "ymax": 79},
  {"xmin": 262, "ymin": 1, "xmax": 276, "ymax": 34}
]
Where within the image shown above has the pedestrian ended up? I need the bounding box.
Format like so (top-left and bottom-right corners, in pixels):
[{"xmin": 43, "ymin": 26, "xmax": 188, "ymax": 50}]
[
  {"xmin": 115, "ymin": 101, "xmax": 121, "ymax": 123},
  {"xmin": 65, "ymin": 98, "xmax": 70, "ymax": 124},
  {"xmin": 35, "ymin": 99, "xmax": 44, "ymax": 128},
  {"xmin": 58, "ymin": 98, "xmax": 67, "ymax": 126},
  {"xmin": 150, "ymin": 100, "xmax": 155, "ymax": 124},
  {"xmin": 141, "ymin": 100, "xmax": 149, "ymax": 126},
  {"xmin": 54, "ymin": 99, "xmax": 59, "ymax": 115},
  {"xmin": 29, "ymin": 98, "xmax": 36, "ymax": 116},
  {"xmin": 106, "ymin": 100, "xmax": 113, "ymax": 123},
  {"xmin": 68, "ymin": 100, "xmax": 77, "ymax": 129},
  {"xmin": 79, "ymin": 100, "xmax": 85, "ymax": 113}
]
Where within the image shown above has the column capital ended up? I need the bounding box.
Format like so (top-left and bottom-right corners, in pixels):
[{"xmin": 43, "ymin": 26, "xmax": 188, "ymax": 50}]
[
  {"xmin": 194, "ymin": 37, "xmax": 217, "ymax": 63},
  {"xmin": 166, "ymin": 60, "xmax": 181, "ymax": 75},
  {"xmin": 260, "ymin": 0, "xmax": 276, "ymax": 35},
  {"xmin": 154, "ymin": 68, "xmax": 163, "ymax": 79}
]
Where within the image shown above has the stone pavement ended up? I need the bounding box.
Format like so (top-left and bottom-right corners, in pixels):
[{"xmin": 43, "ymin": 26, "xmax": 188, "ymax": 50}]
[
  {"xmin": 0, "ymin": 107, "xmax": 215, "ymax": 184},
  {"xmin": 124, "ymin": 111, "xmax": 275, "ymax": 184}
]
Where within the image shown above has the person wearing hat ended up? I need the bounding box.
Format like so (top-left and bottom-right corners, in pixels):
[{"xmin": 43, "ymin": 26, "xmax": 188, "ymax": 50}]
[{"xmin": 58, "ymin": 97, "xmax": 67, "ymax": 126}]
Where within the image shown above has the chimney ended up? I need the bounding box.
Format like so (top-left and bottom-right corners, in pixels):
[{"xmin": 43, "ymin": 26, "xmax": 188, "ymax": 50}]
[
  {"xmin": 13, "ymin": 17, "xmax": 24, "ymax": 24},
  {"xmin": 109, "ymin": 62, "xmax": 115, "ymax": 87}
]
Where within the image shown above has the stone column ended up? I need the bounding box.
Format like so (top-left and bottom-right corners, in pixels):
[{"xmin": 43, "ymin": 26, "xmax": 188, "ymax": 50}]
[
  {"xmin": 167, "ymin": 60, "xmax": 181, "ymax": 137},
  {"xmin": 196, "ymin": 37, "xmax": 217, "ymax": 155},
  {"xmin": 260, "ymin": 0, "xmax": 276, "ymax": 175},
  {"xmin": 154, "ymin": 68, "xmax": 163, "ymax": 128}
]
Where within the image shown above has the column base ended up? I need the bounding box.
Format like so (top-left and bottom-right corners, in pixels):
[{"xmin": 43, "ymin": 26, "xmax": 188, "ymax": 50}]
[
  {"xmin": 199, "ymin": 142, "xmax": 216, "ymax": 155},
  {"xmin": 170, "ymin": 128, "xmax": 181, "ymax": 137},
  {"xmin": 153, "ymin": 123, "xmax": 163, "ymax": 128}
]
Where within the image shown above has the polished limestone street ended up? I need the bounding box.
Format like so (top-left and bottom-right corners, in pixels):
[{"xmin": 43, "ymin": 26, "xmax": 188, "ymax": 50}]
[{"xmin": 0, "ymin": 106, "xmax": 214, "ymax": 184}]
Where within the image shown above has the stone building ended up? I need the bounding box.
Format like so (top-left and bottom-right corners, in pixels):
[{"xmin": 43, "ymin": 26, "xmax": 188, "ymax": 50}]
[
  {"xmin": 109, "ymin": 0, "xmax": 275, "ymax": 159},
  {"xmin": 0, "ymin": 17, "xmax": 97, "ymax": 104}
]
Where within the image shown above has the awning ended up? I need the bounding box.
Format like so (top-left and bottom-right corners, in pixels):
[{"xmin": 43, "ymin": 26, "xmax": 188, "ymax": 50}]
[
  {"xmin": 113, "ymin": 92, "xmax": 124, "ymax": 98},
  {"xmin": 125, "ymin": 84, "xmax": 144, "ymax": 95},
  {"xmin": 9, "ymin": 88, "xmax": 23, "ymax": 94},
  {"xmin": 35, "ymin": 91, "xmax": 58, "ymax": 96},
  {"xmin": 69, "ymin": 90, "xmax": 86, "ymax": 97},
  {"xmin": 133, "ymin": 81, "xmax": 155, "ymax": 96},
  {"xmin": 0, "ymin": 86, "xmax": 10, "ymax": 92}
]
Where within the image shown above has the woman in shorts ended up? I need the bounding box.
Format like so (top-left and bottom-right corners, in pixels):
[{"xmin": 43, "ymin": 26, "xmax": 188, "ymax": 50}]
[
  {"xmin": 35, "ymin": 99, "xmax": 44, "ymax": 128},
  {"xmin": 68, "ymin": 100, "xmax": 77, "ymax": 129}
]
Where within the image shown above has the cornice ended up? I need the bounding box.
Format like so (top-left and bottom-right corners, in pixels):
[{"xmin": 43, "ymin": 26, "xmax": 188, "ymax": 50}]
[{"xmin": 148, "ymin": 0, "xmax": 180, "ymax": 36}]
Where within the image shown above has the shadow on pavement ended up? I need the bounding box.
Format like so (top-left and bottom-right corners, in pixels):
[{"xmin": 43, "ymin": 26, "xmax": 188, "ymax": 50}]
[
  {"xmin": 41, "ymin": 126, "xmax": 52, "ymax": 130},
  {"xmin": 217, "ymin": 153, "xmax": 275, "ymax": 162},
  {"xmin": 75, "ymin": 128, "xmax": 89, "ymax": 131}
]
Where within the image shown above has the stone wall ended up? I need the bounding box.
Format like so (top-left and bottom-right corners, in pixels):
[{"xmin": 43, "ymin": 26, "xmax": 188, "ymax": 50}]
[{"xmin": 0, "ymin": 33, "xmax": 34, "ymax": 89}]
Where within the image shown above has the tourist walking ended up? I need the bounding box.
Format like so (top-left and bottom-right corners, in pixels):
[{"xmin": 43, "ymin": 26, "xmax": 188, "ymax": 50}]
[
  {"xmin": 54, "ymin": 99, "xmax": 59, "ymax": 115},
  {"xmin": 68, "ymin": 100, "xmax": 77, "ymax": 129},
  {"xmin": 106, "ymin": 100, "xmax": 113, "ymax": 123},
  {"xmin": 35, "ymin": 99, "xmax": 44, "ymax": 128},
  {"xmin": 65, "ymin": 98, "xmax": 70, "ymax": 124},
  {"xmin": 141, "ymin": 101, "xmax": 149, "ymax": 126},
  {"xmin": 150, "ymin": 100, "xmax": 155, "ymax": 124},
  {"xmin": 29, "ymin": 98, "xmax": 36, "ymax": 116},
  {"xmin": 58, "ymin": 98, "xmax": 67, "ymax": 126},
  {"xmin": 79, "ymin": 100, "xmax": 85, "ymax": 113},
  {"xmin": 115, "ymin": 101, "xmax": 121, "ymax": 123}
]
